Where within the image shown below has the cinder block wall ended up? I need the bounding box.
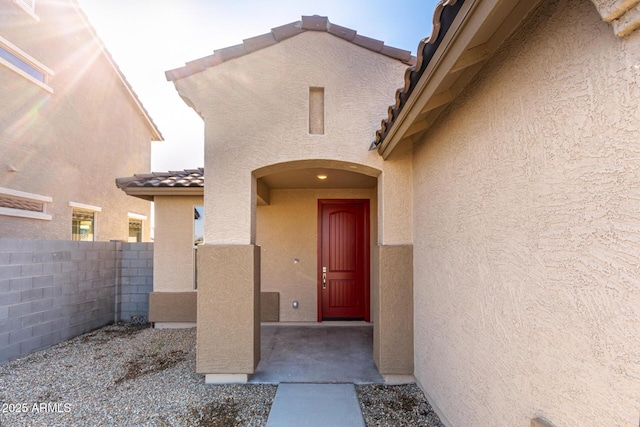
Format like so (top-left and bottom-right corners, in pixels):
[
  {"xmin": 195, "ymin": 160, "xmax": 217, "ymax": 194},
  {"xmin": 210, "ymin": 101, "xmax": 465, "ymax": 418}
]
[
  {"xmin": 119, "ymin": 242, "xmax": 153, "ymax": 322},
  {"xmin": 0, "ymin": 239, "xmax": 154, "ymax": 365}
]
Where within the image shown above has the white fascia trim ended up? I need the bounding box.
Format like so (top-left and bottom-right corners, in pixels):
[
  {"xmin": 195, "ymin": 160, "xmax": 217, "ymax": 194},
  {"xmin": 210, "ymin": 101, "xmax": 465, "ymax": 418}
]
[
  {"xmin": 69, "ymin": 201, "xmax": 102, "ymax": 212},
  {"xmin": 127, "ymin": 212, "xmax": 148, "ymax": 220},
  {"xmin": 0, "ymin": 187, "xmax": 52, "ymax": 202},
  {"xmin": 0, "ymin": 206, "xmax": 51, "ymax": 221}
]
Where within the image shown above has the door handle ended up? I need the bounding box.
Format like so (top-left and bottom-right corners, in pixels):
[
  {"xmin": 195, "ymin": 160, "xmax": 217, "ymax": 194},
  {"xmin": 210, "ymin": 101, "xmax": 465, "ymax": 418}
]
[{"xmin": 322, "ymin": 266, "xmax": 327, "ymax": 290}]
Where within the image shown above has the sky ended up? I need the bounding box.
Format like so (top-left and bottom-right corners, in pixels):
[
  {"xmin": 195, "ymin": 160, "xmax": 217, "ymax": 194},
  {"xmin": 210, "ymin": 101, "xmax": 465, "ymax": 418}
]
[{"xmin": 77, "ymin": 0, "xmax": 441, "ymax": 172}]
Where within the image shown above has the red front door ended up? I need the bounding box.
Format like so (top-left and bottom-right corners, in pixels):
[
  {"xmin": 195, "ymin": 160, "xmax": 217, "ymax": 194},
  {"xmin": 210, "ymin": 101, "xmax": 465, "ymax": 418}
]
[{"xmin": 318, "ymin": 199, "xmax": 370, "ymax": 321}]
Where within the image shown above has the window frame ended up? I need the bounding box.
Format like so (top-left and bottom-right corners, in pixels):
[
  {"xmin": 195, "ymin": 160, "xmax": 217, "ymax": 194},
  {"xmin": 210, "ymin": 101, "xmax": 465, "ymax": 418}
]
[
  {"xmin": 0, "ymin": 35, "xmax": 53, "ymax": 92},
  {"xmin": 0, "ymin": 187, "xmax": 52, "ymax": 220},
  {"xmin": 127, "ymin": 212, "xmax": 147, "ymax": 243},
  {"xmin": 69, "ymin": 202, "xmax": 101, "ymax": 241}
]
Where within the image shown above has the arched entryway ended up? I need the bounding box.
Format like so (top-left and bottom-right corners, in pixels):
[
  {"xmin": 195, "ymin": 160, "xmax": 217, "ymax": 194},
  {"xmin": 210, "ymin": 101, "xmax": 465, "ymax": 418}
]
[
  {"xmin": 197, "ymin": 158, "xmax": 414, "ymax": 384},
  {"xmin": 251, "ymin": 160, "xmax": 380, "ymax": 382},
  {"xmin": 253, "ymin": 160, "xmax": 379, "ymax": 325}
]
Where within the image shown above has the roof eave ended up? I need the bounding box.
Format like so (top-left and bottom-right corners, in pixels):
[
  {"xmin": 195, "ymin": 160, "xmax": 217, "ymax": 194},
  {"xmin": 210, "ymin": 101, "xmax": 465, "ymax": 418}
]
[
  {"xmin": 377, "ymin": 0, "xmax": 544, "ymax": 159},
  {"xmin": 119, "ymin": 187, "xmax": 205, "ymax": 201},
  {"xmin": 71, "ymin": 0, "xmax": 163, "ymax": 141}
]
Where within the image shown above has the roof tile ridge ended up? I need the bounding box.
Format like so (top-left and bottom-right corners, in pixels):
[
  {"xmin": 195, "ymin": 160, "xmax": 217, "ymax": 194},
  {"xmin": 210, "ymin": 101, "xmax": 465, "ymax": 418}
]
[
  {"xmin": 301, "ymin": 15, "xmax": 329, "ymax": 31},
  {"xmin": 166, "ymin": 14, "xmax": 418, "ymax": 82},
  {"xmin": 373, "ymin": 0, "xmax": 460, "ymax": 147},
  {"xmin": 271, "ymin": 20, "xmax": 305, "ymax": 41},
  {"xmin": 327, "ymin": 21, "xmax": 357, "ymax": 42}
]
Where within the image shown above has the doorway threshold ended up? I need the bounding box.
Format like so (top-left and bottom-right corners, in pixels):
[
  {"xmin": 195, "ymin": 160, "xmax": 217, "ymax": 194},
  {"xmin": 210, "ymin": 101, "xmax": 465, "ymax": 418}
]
[{"xmin": 261, "ymin": 321, "xmax": 371, "ymax": 327}]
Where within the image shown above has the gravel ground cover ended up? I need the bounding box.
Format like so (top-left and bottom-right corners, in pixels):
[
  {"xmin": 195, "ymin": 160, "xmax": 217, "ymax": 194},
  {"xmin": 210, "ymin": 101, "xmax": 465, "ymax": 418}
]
[
  {"xmin": 0, "ymin": 323, "xmax": 444, "ymax": 427},
  {"xmin": 356, "ymin": 384, "xmax": 445, "ymax": 427}
]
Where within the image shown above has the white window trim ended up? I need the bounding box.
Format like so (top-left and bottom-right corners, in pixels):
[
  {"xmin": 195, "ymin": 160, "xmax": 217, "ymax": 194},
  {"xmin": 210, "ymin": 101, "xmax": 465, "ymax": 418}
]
[
  {"xmin": 0, "ymin": 207, "xmax": 51, "ymax": 220},
  {"xmin": 0, "ymin": 35, "xmax": 53, "ymax": 93},
  {"xmin": 0, "ymin": 186, "xmax": 52, "ymax": 221},
  {"xmin": 13, "ymin": 0, "xmax": 39, "ymax": 22},
  {"xmin": 127, "ymin": 212, "xmax": 147, "ymax": 220},
  {"xmin": 69, "ymin": 201, "xmax": 102, "ymax": 212},
  {"xmin": 0, "ymin": 187, "xmax": 52, "ymax": 203}
]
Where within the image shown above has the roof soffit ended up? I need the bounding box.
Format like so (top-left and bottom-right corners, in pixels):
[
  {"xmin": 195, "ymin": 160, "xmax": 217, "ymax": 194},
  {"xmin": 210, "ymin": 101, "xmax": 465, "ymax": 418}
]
[{"xmin": 375, "ymin": 0, "xmax": 545, "ymax": 159}]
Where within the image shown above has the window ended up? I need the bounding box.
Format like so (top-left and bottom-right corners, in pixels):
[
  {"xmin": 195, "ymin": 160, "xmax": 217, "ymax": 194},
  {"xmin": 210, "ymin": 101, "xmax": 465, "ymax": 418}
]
[
  {"xmin": 0, "ymin": 35, "xmax": 52, "ymax": 92},
  {"xmin": 128, "ymin": 219, "xmax": 142, "ymax": 242},
  {"xmin": 72, "ymin": 210, "xmax": 94, "ymax": 241},
  {"xmin": 0, "ymin": 187, "xmax": 52, "ymax": 220},
  {"xmin": 69, "ymin": 202, "xmax": 101, "ymax": 241},
  {"xmin": 194, "ymin": 206, "xmax": 204, "ymax": 245},
  {"xmin": 193, "ymin": 206, "xmax": 204, "ymax": 290},
  {"xmin": 128, "ymin": 212, "xmax": 147, "ymax": 242}
]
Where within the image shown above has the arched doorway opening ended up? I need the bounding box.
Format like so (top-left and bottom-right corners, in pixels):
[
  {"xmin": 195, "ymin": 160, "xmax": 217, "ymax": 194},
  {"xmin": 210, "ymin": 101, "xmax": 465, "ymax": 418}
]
[
  {"xmin": 253, "ymin": 160, "xmax": 379, "ymax": 324},
  {"xmin": 250, "ymin": 160, "xmax": 381, "ymax": 382}
]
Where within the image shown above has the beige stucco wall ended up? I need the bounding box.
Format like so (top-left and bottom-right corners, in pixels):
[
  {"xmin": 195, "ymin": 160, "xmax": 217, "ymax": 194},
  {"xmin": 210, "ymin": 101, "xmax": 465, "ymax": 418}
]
[
  {"xmin": 173, "ymin": 31, "xmax": 412, "ymax": 246},
  {"xmin": 372, "ymin": 244, "xmax": 413, "ymax": 375},
  {"xmin": 412, "ymin": 0, "xmax": 640, "ymax": 425},
  {"xmin": 196, "ymin": 244, "xmax": 260, "ymax": 375},
  {"xmin": 173, "ymin": 30, "xmax": 416, "ymax": 376},
  {"xmin": 0, "ymin": 0, "xmax": 154, "ymax": 241},
  {"xmin": 153, "ymin": 196, "xmax": 203, "ymax": 292},
  {"xmin": 256, "ymin": 188, "xmax": 377, "ymax": 321}
]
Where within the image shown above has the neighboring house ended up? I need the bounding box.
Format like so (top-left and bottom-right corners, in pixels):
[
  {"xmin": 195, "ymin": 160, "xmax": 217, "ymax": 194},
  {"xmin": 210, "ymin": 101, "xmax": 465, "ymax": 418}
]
[
  {"xmin": 116, "ymin": 169, "xmax": 204, "ymax": 323},
  {"xmin": 0, "ymin": 0, "xmax": 162, "ymax": 242},
  {"xmin": 119, "ymin": 1, "xmax": 640, "ymax": 426}
]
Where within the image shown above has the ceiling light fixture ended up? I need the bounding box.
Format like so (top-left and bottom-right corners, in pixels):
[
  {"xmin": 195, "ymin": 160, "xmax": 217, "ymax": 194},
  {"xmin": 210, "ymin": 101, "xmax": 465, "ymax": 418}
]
[{"xmin": 317, "ymin": 174, "xmax": 327, "ymax": 180}]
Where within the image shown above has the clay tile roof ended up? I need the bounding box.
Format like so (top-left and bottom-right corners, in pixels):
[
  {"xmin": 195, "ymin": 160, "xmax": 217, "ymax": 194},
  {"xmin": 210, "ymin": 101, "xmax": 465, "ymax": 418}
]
[
  {"xmin": 372, "ymin": 0, "xmax": 465, "ymax": 149},
  {"xmin": 165, "ymin": 15, "xmax": 416, "ymax": 81},
  {"xmin": 116, "ymin": 168, "xmax": 204, "ymax": 189}
]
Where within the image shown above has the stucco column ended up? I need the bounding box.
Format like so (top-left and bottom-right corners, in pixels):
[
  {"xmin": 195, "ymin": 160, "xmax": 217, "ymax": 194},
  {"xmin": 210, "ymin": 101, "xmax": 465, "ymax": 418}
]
[
  {"xmin": 372, "ymin": 245, "xmax": 414, "ymax": 377},
  {"xmin": 196, "ymin": 244, "xmax": 260, "ymax": 383},
  {"xmin": 196, "ymin": 147, "xmax": 261, "ymax": 383},
  {"xmin": 374, "ymin": 152, "xmax": 414, "ymax": 380}
]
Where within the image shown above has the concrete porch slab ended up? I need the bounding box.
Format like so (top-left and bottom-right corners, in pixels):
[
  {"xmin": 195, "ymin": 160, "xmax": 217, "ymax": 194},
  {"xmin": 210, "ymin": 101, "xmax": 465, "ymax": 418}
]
[
  {"xmin": 250, "ymin": 324, "xmax": 384, "ymax": 384},
  {"xmin": 266, "ymin": 383, "xmax": 365, "ymax": 427}
]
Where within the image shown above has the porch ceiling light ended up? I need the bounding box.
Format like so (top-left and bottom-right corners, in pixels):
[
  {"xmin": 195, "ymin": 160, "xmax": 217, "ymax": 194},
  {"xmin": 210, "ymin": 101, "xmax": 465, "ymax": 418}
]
[{"xmin": 317, "ymin": 174, "xmax": 328, "ymax": 180}]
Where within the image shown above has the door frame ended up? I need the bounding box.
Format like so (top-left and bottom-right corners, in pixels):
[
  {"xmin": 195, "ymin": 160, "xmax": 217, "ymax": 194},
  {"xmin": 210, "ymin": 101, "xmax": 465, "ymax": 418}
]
[{"xmin": 316, "ymin": 199, "xmax": 370, "ymax": 322}]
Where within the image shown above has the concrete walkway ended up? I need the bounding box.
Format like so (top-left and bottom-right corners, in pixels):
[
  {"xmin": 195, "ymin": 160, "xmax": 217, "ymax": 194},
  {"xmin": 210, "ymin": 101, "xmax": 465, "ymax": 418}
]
[
  {"xmin": 266, "ymin": 383, "xmax": 365, "ymax": 427},
  {"xmin": 254, "ymin": 324, "xmax": 378, "ymax": 426}
]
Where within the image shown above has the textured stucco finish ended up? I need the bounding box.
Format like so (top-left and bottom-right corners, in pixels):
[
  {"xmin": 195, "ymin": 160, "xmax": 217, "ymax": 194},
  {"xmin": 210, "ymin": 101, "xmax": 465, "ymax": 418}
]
[
  {"xmin": 260, "ymin": 292, "xmax": 279, "ymax": 322},
  {"xmin": 256, "ymin": 189, "xmax": 377, "ymax": 322},
  {"xmin": 196, "ymin": 244, "xmax": 260, "ymax": 374},
  {"xmin": 412, "ymin": 1, "xmax": 640, "ymax": 425},
  {"xmin": 372, "ymin": 245, "xmax": 413, "ymax": 375},
  {"xmin": 173, "ymin": 31, "xmax": 412, "ymax": 246},
  {"xmin": 148, "ymin": 291, "xmax": 197, "ymax": 323},
  {"xmin": 153, "ymin": 196, "xmax": 203, "ymax": 292},
  {"xmin": 0, "ymin": 0, "xmax": 154, "ymax": 241},
  {"xmin": 172, "ymin": 30, "xmax": 415, "ymax": 376}
]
